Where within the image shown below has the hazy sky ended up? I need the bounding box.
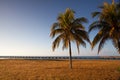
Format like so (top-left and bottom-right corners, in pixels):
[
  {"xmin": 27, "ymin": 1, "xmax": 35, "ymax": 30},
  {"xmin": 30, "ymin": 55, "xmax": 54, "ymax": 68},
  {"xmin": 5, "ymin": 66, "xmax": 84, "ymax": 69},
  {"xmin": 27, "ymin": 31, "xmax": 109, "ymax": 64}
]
[{"xmin": 0, "ymin": 0, "xmax": 119, "ymax": 56}]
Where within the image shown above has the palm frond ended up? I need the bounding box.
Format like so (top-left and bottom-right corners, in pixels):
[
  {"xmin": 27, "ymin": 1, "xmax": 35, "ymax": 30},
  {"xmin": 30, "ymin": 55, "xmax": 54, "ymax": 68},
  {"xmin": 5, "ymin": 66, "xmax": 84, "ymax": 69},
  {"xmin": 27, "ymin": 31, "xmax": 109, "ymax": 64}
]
[
  {"xmin": 89, "ymin": 21, "xmax": 101, "ymax": 33},
  {"xmin": 72, "ymin": 33, "xmax": 86, "ymax": 48},
  {"xmin": 89, "ymin": 21, "xmax": 109, "ymax": 33},
  {"xmin": 72, "ymin": 24, "xmax": 85, "ymax": 30},
  {"xmin": 92, "ymin": 31, "xmax": 103, "ymax": 49},
  {"xmin": 77, "ymin": 17, "xmax": 88, "ymax": 23},
  {"xmin": 52, "ymin": 34, "xmax": 64, "ymax": 51},
  {"xmin": 75, "ymin": 29, "xmax": 90, "ymax": 43},
  {"xmin": 112, "ymin": 39, "xmax": 120, "ymax": 54},
  {"xmin": 92, "ymin": 12, "xmax": 101, "ymax": 18},
  {"xmin": 50, "ymin": 29, "xmax": 64, "ymax": 38},
  {"xmin": 51, "ymin": 23, "xmax": 59, "ymax": 31},
  {"xmin": 65, "ymin": 8, "xmax": 75, "ymax": 22},
  {"xmin": 62, "ymin": 37, "xmax": 69, "ymax": 50},
  {"xmin": 98, "ymin": 35, "xmax": 109, "ymax": 54}
]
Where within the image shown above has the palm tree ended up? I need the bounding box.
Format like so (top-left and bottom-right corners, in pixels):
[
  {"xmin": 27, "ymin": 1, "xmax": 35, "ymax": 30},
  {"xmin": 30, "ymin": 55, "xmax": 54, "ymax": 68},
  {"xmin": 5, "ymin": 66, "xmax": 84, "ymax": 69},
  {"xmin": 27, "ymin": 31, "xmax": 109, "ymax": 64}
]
[
  {"xmin": 89, "ymin": 0, "xmax": 120, "ymax": 54},
  {"xmin": 50, "ymin": 8, "xmax": 90, "ymax": 69}
]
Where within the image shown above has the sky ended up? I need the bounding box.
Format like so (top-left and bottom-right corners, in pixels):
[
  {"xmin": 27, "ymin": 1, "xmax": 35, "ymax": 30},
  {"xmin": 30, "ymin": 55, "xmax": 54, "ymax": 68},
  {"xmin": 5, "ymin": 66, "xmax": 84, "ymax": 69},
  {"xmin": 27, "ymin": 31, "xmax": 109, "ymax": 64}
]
[{"xmin": 0, "ymin": 0, "xmax": 119, "ymax": 56}]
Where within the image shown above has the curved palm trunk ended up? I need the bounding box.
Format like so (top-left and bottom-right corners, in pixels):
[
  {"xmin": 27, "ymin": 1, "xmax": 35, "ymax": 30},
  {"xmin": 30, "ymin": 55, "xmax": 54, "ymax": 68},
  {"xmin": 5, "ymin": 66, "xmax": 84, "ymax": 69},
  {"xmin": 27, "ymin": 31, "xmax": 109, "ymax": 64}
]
[{"xmin": 69, "ymin": 40, "xmax": 72, "ymax": 69}]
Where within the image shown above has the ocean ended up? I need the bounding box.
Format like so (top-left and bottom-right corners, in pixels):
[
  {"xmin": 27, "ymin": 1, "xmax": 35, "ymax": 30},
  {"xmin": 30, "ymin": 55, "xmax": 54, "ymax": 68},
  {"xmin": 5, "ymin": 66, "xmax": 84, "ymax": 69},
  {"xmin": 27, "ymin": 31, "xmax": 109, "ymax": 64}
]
[{"xmin": 0, "ymin": 56, "xmax": 120, "ymax": 60}]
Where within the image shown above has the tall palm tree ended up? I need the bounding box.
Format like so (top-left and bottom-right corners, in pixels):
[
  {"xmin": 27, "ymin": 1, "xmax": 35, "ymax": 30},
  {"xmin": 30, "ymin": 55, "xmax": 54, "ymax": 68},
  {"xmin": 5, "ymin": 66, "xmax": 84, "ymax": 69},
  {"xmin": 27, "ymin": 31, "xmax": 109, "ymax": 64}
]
[
  {"xmin": 50, "ymin": 8, "xmax": 90, "ymax": 69},
  {"xmin": 89, "ymin": 0, "xmax": 120, "ymax": 54}
]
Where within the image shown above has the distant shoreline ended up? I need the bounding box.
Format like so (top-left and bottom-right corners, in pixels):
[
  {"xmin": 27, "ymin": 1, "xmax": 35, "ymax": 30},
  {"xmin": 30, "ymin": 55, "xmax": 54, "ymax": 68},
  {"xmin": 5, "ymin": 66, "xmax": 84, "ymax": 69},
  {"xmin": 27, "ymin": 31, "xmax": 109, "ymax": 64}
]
[{"xmin": 0, "ymin": 56, "xmax": 120, "ymax": 60}]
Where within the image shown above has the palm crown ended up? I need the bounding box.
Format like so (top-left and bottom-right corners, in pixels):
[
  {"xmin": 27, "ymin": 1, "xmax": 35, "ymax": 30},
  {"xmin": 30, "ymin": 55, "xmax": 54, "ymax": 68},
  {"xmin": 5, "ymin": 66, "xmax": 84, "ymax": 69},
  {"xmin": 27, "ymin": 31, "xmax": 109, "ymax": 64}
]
[
  {"xmin": 50, "ymin": 8, "xmax": 90, "ymax": 53},
  {"xmin": 89, "ymin": 1, "xmax": 120, "ymax": 53}
]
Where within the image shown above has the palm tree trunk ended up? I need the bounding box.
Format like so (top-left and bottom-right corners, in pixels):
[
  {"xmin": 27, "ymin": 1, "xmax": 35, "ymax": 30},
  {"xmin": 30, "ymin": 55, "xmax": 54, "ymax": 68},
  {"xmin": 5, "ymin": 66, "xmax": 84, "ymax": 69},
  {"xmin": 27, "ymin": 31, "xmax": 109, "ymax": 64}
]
[{"xmin": 69, "ymin": 40, "xmax": 72, "ymax": 69}]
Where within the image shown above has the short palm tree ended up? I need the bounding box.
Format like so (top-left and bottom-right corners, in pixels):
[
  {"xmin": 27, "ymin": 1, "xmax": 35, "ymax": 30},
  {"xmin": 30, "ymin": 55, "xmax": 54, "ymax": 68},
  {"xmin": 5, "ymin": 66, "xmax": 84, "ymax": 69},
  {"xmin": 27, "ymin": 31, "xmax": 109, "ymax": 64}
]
[
  {"xmin": 89, "ymin": 0, "xmax": 120, "ymax": 54},
  {"xmin": 50, "ymin": 8, "xmax": 90, "ymax": 69}
]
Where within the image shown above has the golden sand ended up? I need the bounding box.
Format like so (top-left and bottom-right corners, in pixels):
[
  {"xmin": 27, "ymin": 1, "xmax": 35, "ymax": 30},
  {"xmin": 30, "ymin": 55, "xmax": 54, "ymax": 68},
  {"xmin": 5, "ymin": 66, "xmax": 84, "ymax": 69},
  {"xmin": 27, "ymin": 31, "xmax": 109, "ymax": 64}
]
[{"xmin": 0, "ymin": 59, "xmax": 120, "ymax": 80}]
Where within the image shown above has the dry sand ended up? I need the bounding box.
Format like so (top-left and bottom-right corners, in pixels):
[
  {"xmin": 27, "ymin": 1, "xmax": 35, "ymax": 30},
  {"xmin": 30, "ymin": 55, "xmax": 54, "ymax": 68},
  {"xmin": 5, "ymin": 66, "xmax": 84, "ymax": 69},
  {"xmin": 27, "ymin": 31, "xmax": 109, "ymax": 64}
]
[{"xmin": 0, "ymin": 59, "xmax": 120, "ymax": 80}]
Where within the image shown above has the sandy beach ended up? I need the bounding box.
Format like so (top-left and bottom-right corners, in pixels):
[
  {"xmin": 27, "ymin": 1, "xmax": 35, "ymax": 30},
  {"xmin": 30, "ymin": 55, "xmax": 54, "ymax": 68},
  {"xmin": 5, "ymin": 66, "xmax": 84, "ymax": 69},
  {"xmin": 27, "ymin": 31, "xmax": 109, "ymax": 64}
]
[{"xmin": 0, "ymin": 59, "xmax": 120, "ymax": 80}]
